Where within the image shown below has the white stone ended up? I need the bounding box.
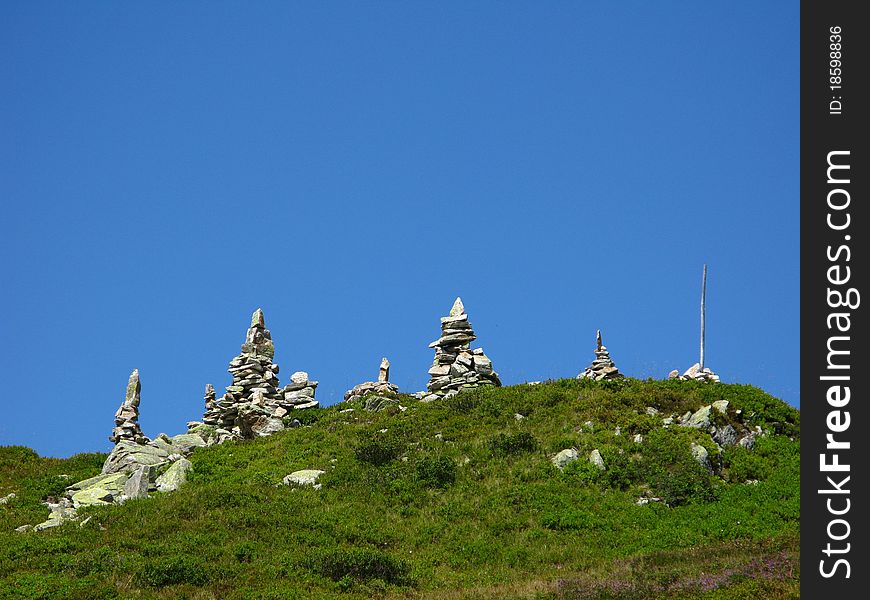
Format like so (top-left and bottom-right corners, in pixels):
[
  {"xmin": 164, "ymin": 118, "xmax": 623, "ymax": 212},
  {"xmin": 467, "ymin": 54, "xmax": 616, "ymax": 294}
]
[
  {"xmin": 588, "ymin": 449, "xmax": 606, "ymax": 470},
  {"xmin": 712, "ymin": 400, "xmax": 729, "ymax": 414},
  {"xmin": 290, "ymin": 371, "xmax": 309, "ymax": 384},
  {"xmin": 283, "ymin": 469, "xmax": 325, "ymax": 487},
  {"xmin": 551, "ymin": 448, "xmax": 579, "ymax": 470}
]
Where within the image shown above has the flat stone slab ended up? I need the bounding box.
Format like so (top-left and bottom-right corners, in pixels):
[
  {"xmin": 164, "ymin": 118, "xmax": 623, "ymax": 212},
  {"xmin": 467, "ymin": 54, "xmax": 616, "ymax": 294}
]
[{"xmin": 71, "ymin": 487, "xmax": 114, "ymax": 508}]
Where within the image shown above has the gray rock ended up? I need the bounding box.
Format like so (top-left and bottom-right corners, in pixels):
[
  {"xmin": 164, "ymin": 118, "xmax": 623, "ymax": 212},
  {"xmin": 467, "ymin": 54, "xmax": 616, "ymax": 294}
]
[
  {"xmin": 668, "ymin": 369, "xmax": 680, "ymax": 380},
  {"xmin": 67, "ymin": 472, "xmax": 127, "ymax": 493},
  {"xmin": 691, "ymin": 443, "xmax": 712, "ymax": 472},
  {"xmin": 682, "ymin": 405, "xmax": 712, "ymax": 429},
  {"xmin": 712, "ymin": 424, "xmax": 738, "ymax": 448},
  {"xmin": 71, "ymin": 487, "xmax": 114, "ymax": 508},
  {"xmin": 633, "ymin": 434, "xmax": 643, "ymax": 443},
  {"xmin": 738, "ymin": 432, "xmax": 757, "ymax": 449},
  {"xmin": 645, "ymin": 406, "xmax": 660, "ymax": 416},
  {"xmin": 123, "ymin": 465, "xmax": 152, "ymax": 500},
  {"xmin": 290, "ymin": 371, "xmax": 309, "ymax": 384},
  {"xmin": 102, "ymin": 441, "xmax": 171, "ymax": 474},
  {"xmin": 294, "ymin": 400, "xmax": 319, "ymax": 410},
  {"xmin": 0, "ymin": 492, "xmax": 16, "ymax": 505},
  {"xmin": 712, "ymin": 400, "xmax": 729, "ymax": 414},
  {"xmin": 14, "ymin": 524, "xmax": 32, "ymax": 533},
  {"xmin": 551, "ymin": 448, "xmax": 579, "ymax": 470},
  {"xmin": 252, "ymin": 418, "xmax": 285, "ymax": 436},
  {"xmin": 283, "ymin": 469, "xmax": 325, "ymax": 487},
  {"xmin": 155, "ymin": 458, "xmax": 192, "ymax": 492},
  {"xmin": 589, "ymin": 449, "xmax": 606, "ymax": 470}
]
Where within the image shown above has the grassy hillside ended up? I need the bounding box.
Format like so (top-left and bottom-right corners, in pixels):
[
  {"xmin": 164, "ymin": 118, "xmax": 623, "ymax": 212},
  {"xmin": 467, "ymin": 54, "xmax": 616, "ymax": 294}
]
[{"xmin": 0, "ymin": 379, "xmax": 800, "ymax": 599}]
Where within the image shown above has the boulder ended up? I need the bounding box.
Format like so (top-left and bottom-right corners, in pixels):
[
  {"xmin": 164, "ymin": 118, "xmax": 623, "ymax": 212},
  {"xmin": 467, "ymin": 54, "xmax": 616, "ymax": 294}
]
[
  {"xmin": 681, "ymin": 405, "xmax": 712, "ymax": 429},
  {"xmin": 589, "ymin": 449, "xmax": 606, "ymax": 470},
  {"xmin": 691, "ymin": 443, "xmax": 713, "ymax": 472},
  {"xmin": 71, "ymin": 487, "xmax": 114, "ymax": 508},
  {"xmin": 551, "ymin": 448, "xmax": 579, "ymax": 470},
  {"xmin": 123, "ymin": 465, "xmax": 153, "ymax": 500},
  {"xmin": 156, "ymin": 458, "xmax": 192, "ymax": 492},
  {"xmin": 283, "ymin": 469, "xmax": 325, "ymax": 487}
]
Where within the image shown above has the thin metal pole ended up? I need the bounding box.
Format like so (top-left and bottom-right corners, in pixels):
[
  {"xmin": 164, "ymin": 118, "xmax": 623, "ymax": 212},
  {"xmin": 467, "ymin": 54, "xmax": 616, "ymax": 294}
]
[{"xmin": 700, "ymin": 264, "xmax": 707, "ymax": 371}]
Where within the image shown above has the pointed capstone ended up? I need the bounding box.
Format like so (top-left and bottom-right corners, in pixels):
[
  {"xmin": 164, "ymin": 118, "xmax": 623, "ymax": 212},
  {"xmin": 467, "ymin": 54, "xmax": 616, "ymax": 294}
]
[
  {"xmin": 449, "ymin": 297, "xmax": 465, "ymax": 317},
  {"xmin": 126, "ymin": 369, "xmax": 141, "ymax": 407},
  {"xmin": 378, "ymin": 357, "xmax": 390, "ymax": 383},
  {"xmin": 596, "ymin": 330, "xmax": 603, "ymax": 352},
  {"xmin": 251, "ymin": 308, "xmax": 265, "ymax": 328}
]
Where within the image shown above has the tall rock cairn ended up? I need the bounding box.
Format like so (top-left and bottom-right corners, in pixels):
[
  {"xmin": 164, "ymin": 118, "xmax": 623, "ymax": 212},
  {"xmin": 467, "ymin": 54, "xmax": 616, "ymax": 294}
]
[
  {"xmin": 577, "ymin": 330, "xmax": 624, "ymax": 381},
  {"xmin": 423, "ymin": 297, "xmax": 501, "ymax": 401},
  {"xmin": 202, "ymin": 309, "xmax": 283, "ymax": 430},
  {"xmin": 344, "ymin": 357, "xmax": 400, "ymax": 402},
  {"xmin": 109, "ymin": 369, "xmax": 148, "ymax": 444}
]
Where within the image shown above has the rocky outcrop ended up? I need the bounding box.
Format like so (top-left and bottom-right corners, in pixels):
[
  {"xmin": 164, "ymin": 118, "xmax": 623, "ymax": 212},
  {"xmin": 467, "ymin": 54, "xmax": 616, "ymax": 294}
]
[
  {"xmin": 109, "ymin": 370, "xmax": 148, "ymax": 445},
  {"xmin": 423, "ymin": 298, "xmax": 501, "ymax": 402},
  {"xmin": 577, "ymin": 331, "xmax": 623, "ymax": 381},
  {"xmin": 345, "ymin": 357, "xmax": 400, "ymax": 403}
]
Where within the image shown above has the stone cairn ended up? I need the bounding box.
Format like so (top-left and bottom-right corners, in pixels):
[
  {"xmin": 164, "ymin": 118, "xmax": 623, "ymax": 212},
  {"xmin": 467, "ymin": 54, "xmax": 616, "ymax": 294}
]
[
  {"xmin": 201, "ymin": 309, "xmax": 318, "ymax": 437},
  {"xmin": 423, "ymin": 297, "xmax": 501, "ymax": 402},
  {"xmin": 669, "ymin": 363, "xmax": 720, "ymax": 382},
  {"xmin": 577, "ymin": 330, "xmax": 624, "ymax": 381},
  {"xmin": 109, "ymin": 369, "xmax": 148, "ymax": 444},
  {"xmin": 344, "ymin": 357, "xmax": 400, "ymax": 402}
]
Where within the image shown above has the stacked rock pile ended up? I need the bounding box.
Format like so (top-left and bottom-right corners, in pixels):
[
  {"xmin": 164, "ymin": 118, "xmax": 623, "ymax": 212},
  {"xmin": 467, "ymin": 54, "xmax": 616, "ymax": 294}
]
[
  {"xmin": 277, "ymin": 371, "xmax": 319, "ymax": 415},
  {"xmin": 344, "ymin": 357, "xmax": 400, "ymax": 403},
  {"xmin": 109, "ymin": 369, "xmax": 149, "ymax": 444},
  {"xmin": 200, "ymin": 309, "xmax": 319, "ymax": 437},
  {"xmin": 201, "ymin": 309, "xmax": 283, "ymax": 433},
  {"xmin": 423, "ymin": 297, "xmax": 501, "ymax": 402},
  {"xmin": 668, "ymin": 363, "xmax": 720, "ymax": 382},
  {"xmin": 577, "ymin": 331, "xmax": 623, "ymax": 381}
]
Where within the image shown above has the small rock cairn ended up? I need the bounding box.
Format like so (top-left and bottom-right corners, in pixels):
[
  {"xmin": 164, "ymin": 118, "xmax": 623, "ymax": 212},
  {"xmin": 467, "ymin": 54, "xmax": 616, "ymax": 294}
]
[
  {"xmin": 577, "ymin": 330, "xmax": 624, "ymax": 381},
  {"xmin": 669, "ymin": 363, "xmax": 720, "ymax": 382},
  {"xmin": 201, "ymin": 309, "xmax": 318, "ymax": 437},
  {"xmin": 423, "ymin": 297, "xmax": 501, "ymax": 401},
  {"xmin": 344, "ymin": 357, "xmax": 400, "ymax": 402},
  {"xmin": 109, "ymin": 369, "xmax": 148, "ymax": 444}
]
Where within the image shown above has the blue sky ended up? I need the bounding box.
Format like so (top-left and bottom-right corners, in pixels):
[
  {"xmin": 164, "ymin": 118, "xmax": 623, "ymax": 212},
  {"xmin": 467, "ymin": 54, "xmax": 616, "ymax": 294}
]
[{"xmin": 1, "ymin": 2, "xmax": 799, "ymax": 457}]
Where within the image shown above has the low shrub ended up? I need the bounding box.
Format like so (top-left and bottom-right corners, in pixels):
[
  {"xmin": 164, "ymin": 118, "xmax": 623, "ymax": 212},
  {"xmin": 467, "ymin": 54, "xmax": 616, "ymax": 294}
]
[
  {"xmin": 488, "ymin": 432, "xmax": 538, "ymax": 456},
  {"xmin": 136, "ymin": 556, "xmax": 210, "ymax": 587},
  {"xmin": 309, "ymin": 548, "xmax": 411, "ymax": 585},
  {"xmin": 415, "ymin": 456, "xmax": 456, "ymax": 488},
  {"xmin": 354, "ymin": 437, "xmax": 404, "ymax": 466}
]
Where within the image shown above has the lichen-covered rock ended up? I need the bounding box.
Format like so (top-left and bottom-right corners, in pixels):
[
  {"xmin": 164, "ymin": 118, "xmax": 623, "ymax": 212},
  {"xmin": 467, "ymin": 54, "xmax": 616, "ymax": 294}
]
[
  {"xmin": 155, "ymin": 458, "xmax": 192, "ymax": 492},
  {"xmin": 71, "ymin": 487, "xmax": 114, "ymax": 508},
  {"xmin": 102, "ymin": 441, "xmax": 170, "ymax": 474},
  {"xmin": 681, "ymin": 405, "xmax": 712, "ymax": 429}
]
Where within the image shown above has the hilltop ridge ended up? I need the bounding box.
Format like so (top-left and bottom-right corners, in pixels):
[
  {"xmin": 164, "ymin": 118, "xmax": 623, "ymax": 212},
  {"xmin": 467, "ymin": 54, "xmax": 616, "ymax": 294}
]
[{"xmin": 1, "ymin": 378, "xmax": 799, "ymax": 599}]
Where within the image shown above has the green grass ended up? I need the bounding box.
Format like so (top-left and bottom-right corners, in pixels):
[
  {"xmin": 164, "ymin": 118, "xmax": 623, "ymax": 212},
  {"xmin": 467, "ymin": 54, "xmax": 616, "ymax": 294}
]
[{"xmin": 0, "ymin": 378, "xmax": 800, "ymax": 599}]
